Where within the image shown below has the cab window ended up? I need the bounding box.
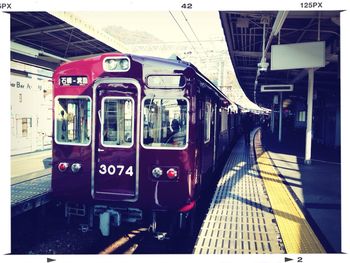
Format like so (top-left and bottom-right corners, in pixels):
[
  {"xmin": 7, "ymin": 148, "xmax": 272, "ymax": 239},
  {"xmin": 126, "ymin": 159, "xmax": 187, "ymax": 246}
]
[{"xmin": 55, "ymin": 97, "xmax": 91, "ymax": 145}]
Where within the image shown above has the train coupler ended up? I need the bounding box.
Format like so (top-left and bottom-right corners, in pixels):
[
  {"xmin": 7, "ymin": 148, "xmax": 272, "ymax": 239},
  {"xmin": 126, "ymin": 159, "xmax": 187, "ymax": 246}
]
[{"xmin": 99, "ymin": 209, "xmax": 121, "ymax": 237}]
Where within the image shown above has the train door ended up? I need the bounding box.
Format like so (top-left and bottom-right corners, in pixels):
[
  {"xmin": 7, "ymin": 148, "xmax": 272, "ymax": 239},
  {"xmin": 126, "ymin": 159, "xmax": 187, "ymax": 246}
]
[{"xmin": 92, "ymin": 78, "xmax": 140, "ymax": 201}]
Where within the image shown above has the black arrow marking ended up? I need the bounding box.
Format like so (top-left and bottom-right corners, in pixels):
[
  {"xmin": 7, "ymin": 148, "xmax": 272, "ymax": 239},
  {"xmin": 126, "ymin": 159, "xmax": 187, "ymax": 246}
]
[
  {"xmin": 47, "ymin": 258, "xmax": 56, "ymax": 263},
  {"xmin": 285, "ymin": 257, "xmax": 293, "ymax": 262}
]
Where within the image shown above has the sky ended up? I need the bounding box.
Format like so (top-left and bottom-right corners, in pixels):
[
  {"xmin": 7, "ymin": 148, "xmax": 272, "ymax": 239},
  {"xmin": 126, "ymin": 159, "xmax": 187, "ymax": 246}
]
[{"xmin": 74, "ymin": 11, "xmax": 224, "ymax": 43}]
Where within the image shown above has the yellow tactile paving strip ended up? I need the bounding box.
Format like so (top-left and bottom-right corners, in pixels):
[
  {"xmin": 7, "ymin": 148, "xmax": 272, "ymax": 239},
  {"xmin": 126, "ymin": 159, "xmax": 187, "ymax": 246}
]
[{"xmin": 254, "ymin": 130, "xmax": 325, "ymax": 253}]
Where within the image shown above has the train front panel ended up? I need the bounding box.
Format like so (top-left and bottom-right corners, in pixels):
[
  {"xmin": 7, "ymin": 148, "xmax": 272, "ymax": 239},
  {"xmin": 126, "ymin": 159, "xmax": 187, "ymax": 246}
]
[{"xmin": 52, "ymin": 54, "xmax": 197, "ymax": 216}]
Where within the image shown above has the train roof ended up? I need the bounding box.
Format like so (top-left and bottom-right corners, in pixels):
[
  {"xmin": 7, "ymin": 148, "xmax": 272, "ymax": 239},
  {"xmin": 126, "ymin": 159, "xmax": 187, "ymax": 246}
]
[{"xmin": 55, "ymin": 53, "xmax": 233, "ymax": 106}]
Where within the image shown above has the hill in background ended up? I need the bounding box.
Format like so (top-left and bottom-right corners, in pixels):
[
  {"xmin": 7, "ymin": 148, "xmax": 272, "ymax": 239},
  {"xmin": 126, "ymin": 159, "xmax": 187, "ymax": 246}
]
[{"xmin": 103, "ymin": 25, "xmax": 163, "ymax": 44}]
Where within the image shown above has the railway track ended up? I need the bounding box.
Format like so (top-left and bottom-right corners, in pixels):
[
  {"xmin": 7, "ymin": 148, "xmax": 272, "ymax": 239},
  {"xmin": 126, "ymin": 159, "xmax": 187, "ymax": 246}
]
[
  {"xmin": 99, "ymin": 227, "xmax": 149, "ymax": 254},
  {"xmin": 12, "ymin": 199, "xmax": 208, "ymax": 254}
]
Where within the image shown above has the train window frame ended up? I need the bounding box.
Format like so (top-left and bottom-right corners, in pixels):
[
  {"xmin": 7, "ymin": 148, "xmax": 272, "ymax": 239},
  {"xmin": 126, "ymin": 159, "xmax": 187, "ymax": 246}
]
[
  {"xmin": 100, "ymin": 96, "xmax": 135, "ymax": 149},
  {"xmin": 54, "ymin": 95, "xmax": 92, "ymax": 146},
  {"xmin": 141, "ymin": 96, "xmax": 190, "ymax": 150},
  {"xmin": 145, "ymin": 74, "xmax": 186, "ymax": 89},
  {"xmin": 204, "ymin": 101, "xmax": 211, "ymax": 144}
]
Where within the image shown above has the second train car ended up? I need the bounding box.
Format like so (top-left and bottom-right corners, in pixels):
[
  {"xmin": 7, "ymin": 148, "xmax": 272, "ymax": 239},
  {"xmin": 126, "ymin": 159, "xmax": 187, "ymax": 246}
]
[{"xmin": 52, "ymin": 53, "xmax": 240, "ymax": 237}]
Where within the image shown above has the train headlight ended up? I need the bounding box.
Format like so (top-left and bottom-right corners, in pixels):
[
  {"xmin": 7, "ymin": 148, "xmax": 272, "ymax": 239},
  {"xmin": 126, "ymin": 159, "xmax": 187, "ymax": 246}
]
[
  {"xmin": 103, "ymin": 57, "xmax": 130, "ymax": 72},
  {"xmin": 166, "ymin": 168, "xmax": 177, "ymax": 179},
  {"xmin": 152, "ymin": 167, "xmax": 163, "ymax": 178},
  {"xmin": 58, "ymin": 162, "xmax": 69, "ymax": 172},
  {"xmin": 105, "ymin": 59, "xmax": 118, "ymax": 71},
  {"xmin": 120, "ymin": 58, "xmax": 130, "ymax": 70},
  {"xmin": 71, "ymin": 163, "xmax": 82, "ymax": 173}
]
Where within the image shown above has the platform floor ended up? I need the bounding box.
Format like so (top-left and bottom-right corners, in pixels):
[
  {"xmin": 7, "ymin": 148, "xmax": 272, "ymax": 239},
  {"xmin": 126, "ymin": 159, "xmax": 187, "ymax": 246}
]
[
  {"xmin": 194, "ymin": 131, "xmax": 284, "ymax": 254},
  {"xmin": 194, "ymin": 128, "xmax": 331, "ymax": 254}
]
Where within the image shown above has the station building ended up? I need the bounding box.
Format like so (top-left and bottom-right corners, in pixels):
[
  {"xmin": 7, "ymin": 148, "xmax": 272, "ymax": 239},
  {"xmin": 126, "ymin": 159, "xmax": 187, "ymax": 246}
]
[{"xmin": 11, "ymin": 62, "xmax": 53, "ymax": 155}]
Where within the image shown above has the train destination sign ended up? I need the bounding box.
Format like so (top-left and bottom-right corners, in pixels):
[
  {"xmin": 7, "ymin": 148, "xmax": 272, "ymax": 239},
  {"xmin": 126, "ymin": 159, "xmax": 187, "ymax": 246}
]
[
  {"xmin": 260, "ymin": 84, "xmax": 294, "ymax": 92},
  {"xmin": 146, "ymin": 74, "xmax": 185, "ymax": 89},
  {"xmin": 59, "ymin": 76, "xmax": 88, "ymax": 86}
]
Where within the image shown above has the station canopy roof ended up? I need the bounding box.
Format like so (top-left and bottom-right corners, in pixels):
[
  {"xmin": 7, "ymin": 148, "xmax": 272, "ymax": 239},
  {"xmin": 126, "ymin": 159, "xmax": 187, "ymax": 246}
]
[
  {"xmin": 220, "ymin": 11, "xmax": 340, "ymax": 109},
  {"xmin": 10, "ymin": 12, "xmax": 128, "ymax": 70}
]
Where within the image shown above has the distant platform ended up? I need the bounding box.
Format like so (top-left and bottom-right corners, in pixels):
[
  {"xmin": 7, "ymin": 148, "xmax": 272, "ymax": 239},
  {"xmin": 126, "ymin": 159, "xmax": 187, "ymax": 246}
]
[
  {"xmin": 11, "ymin": 173, "xmax": 51, "ymax": 217},
  {"xmin": 11, "ymin": 149, "xmax": 52, "ymax": 178}
]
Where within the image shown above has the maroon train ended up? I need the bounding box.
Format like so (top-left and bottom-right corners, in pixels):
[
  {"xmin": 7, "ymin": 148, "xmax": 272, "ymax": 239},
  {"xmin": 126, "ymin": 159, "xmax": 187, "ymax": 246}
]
[{"xmin": 52, "ymin": 53, "xmax": 240, "ymax": 236}]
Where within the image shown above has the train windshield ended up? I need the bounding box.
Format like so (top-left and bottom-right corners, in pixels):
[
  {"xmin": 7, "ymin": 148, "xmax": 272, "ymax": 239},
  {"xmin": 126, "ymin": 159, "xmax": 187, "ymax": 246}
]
[
  {"xmin": 143, "ymin": 98, "xmax": 188, "ymax": 148},
  {"xmin": 55, "ymin": 97, "xmax": 91, "ymax": 145},
  {"xmin": 101, "ymin": 97, "xmax": 134, "ymax": 147}
]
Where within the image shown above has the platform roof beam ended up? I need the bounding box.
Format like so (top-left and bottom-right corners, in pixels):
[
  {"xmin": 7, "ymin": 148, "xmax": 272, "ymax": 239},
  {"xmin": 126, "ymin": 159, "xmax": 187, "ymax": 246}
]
[{"xmin": 11, "ymin": 23, "xmax": 74, "ymax": 39}]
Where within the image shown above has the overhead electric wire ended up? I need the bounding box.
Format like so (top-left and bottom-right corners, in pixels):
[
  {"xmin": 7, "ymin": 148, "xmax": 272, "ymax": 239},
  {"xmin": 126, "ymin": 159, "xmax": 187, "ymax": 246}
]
[
  {"xmin": 180, "ymin": 11, "xmax": 205, "ymax": 52},
  {"xmin": 168, "ymin": 11, "xmax": 199, "ymax": 56}
]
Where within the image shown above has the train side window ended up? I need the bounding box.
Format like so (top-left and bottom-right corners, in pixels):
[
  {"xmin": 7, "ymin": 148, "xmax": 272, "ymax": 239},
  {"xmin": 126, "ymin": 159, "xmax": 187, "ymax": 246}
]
[
  {"xmin": 101, "ymin": 97, "xmax": 134, "ymax": 147},
  {"xmin": 142, "ymin": 98, "xmax": 188, "ymax": 149},
  {"xmin": 204, "ymin": 101, "xmax": 211, "ymax": 143},
  {"xmin": 221, "ymin": 108, "xmax": 228, "ymax": 133},
  {"xmin": 55, "ymin": 97, "xmax": 91, "ymax": 146}
]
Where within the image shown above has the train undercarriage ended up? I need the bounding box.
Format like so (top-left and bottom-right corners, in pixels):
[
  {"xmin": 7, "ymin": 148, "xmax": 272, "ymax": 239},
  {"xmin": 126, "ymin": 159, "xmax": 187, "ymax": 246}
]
[{"xmin": 64, "ymin": 202, "xmax": 196, "ymax": 240}]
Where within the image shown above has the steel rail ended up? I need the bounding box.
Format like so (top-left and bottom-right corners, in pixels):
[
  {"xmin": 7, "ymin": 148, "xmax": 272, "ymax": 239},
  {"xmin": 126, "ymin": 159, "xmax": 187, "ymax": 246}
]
[{"xmin": 99, "ymin": 227, "xmax": 148, "ymax": 254}]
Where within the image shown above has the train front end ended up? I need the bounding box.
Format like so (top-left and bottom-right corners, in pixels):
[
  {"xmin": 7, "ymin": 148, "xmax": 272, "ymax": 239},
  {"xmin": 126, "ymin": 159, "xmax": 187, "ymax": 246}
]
[{"xmin": 52, "ymin": 54, "xmax": 197, "ymax": 235}]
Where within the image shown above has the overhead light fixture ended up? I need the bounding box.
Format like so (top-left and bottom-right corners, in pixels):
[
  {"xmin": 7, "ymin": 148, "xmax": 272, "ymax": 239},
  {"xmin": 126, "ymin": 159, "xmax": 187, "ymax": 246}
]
[
  {"xmin": 11, "ymin": 41, "xmax": 39, "ymax": 58},
  {"xmin": 272, "ymin": 11, "xmax": 289, "ymax": 36},
  {"xmin": 11, "ymin": 41, "xmax": 70, "ymax": 62}
]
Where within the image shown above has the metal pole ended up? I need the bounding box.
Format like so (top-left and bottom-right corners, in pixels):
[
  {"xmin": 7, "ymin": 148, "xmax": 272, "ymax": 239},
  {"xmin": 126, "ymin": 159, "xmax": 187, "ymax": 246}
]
[
  {"xmin": 271, "ymin": 101, "xmax": 275, "ymax": 133},
  {"xmin": 305, "ymin": 68, "xmax": 314, "ymax": 164},
  {"xmin": 278, "ymin": 92, "xmax": 283, "ymax": 142}
]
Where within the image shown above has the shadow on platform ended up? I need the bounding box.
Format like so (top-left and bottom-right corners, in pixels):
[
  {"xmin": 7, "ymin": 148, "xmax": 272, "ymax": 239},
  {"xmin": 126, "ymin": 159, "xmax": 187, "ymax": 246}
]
[{"xmin": 260, "ymin": 127, "xmax": 341, "ymax": 253}]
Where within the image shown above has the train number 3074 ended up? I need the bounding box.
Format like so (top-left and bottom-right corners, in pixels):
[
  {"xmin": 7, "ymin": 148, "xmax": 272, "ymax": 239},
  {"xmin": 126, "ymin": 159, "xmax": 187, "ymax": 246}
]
[{"xmin": 99, "ymin": 164, "xmax": 134, "ymax": 176}]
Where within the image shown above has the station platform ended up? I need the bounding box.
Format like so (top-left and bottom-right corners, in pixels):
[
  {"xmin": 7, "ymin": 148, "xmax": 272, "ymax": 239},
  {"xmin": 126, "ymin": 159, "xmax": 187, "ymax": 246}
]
[
  {"xmin": 11, "ymin": 173, "xmax": 51, "ymax": 217},
  {"xmin": 193, "ymin": 128, "xmax": 339, "ymax": 254},
  {"xmin": 11, "ymin": 150, "xmax": 52, "ymax": 217}
]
